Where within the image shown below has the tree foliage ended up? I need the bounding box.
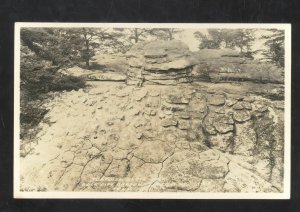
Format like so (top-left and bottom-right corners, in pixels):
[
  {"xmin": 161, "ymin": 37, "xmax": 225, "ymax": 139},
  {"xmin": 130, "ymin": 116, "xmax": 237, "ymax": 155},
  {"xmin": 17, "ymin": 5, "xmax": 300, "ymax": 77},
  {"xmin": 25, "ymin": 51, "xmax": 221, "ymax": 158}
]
[
  {"xmin": 21, "ymin": 27, "xmax": 123, "ymax": 68},
  {"xmin": 107, "ymin": 28, "xmax": 183, "ymax": 53},
  {"xmin": 194, "ymin": 29, "xmax": 255, "ymax": 58},
  {"xmin": 194, "ymin": 31, "xmax": 221, "ymax": 49},
  {"xmin": 111, "ymin": 28, "xmax": 153, "ymax": 52},
  {"xmin": 126, "ymin": 28, "xmax": 152, "ymax": 43},
  {"xmin": 149, "ymin": 28, "xmax": 183, "ymax": 40},
  {"xmin": 21, "ymin": 28, "xmax": 69, "ymax": 66},
  {"xmin": 260, "ymin": 29, "xmax": 284, "ymax": 67}
]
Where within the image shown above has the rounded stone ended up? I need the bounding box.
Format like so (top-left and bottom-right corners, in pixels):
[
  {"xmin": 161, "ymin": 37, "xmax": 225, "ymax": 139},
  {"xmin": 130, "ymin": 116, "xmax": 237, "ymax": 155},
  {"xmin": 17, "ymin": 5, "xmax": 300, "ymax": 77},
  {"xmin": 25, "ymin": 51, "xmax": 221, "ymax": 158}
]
[{"xmin": 233, "ymin": 110, "xmax": 251, "ymax": 122}]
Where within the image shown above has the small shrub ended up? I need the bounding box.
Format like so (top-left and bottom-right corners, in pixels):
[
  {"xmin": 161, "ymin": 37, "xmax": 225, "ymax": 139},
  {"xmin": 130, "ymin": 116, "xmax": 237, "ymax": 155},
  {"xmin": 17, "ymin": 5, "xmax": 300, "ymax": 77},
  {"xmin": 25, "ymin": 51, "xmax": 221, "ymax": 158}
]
[{"xmin": 206, "ymin": 60, "xmax": 284, "ymax": 84}]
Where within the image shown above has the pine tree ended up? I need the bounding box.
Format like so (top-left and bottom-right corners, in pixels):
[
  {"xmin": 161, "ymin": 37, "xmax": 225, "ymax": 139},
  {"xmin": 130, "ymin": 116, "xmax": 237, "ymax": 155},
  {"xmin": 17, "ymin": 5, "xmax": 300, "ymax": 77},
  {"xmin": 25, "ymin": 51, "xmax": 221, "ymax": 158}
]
[{"xmin": 261, "ymin": 29, "xmax": 284, "ymax": 67}]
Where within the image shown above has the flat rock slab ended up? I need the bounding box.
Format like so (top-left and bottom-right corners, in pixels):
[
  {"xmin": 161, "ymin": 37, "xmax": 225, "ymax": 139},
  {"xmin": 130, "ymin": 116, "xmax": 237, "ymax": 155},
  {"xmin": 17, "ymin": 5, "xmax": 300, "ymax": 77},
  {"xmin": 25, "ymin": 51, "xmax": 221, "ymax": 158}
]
[
  {"xmin": 161, "ymin": 117, "xmax": 178, "ymax": 127},
  {"xmin": 165, "ymin": 94, "xmax": 190, "ymax": 104},
  {"xmin": 133, "ymin": 140, "xmax": 175, "ymax": 163},
  {"xmin": 87, "ymin": 72, "xmax": 126, "ymax": 81},
  {"xmin": 208, "ymin": 94, "xmax": 226, "ymax": 106}
]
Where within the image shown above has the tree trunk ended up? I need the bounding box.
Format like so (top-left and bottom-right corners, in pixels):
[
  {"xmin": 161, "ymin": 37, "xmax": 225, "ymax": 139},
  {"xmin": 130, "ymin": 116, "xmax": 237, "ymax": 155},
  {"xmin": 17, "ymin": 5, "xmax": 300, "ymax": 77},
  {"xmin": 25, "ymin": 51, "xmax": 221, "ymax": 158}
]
[
  {"xmin": 239, "ymin": 46, "xmax": 243, "ymax": 53},
  {"xmin": 169, "ymin": 30, "xmax": 173, "ymax": 40},
  {"xmin": 83, "ymin": 30, "xmax": 90, "ymax": 68},
  {"xmin": 134, "ymin": 29, "xmax": 138, "ymax": 43}
]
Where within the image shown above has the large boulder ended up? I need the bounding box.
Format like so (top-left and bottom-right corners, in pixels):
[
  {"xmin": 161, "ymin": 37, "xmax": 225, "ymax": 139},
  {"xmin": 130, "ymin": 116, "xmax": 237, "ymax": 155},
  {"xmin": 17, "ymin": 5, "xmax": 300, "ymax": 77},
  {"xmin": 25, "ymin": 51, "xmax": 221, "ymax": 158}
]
[
  {"xmin": 127, "ymin": 40, "xmax": 192, "ymax": 59},
  {"xmin": 126, "ymin": 40, "xmax": 197, "ymax": 85}
]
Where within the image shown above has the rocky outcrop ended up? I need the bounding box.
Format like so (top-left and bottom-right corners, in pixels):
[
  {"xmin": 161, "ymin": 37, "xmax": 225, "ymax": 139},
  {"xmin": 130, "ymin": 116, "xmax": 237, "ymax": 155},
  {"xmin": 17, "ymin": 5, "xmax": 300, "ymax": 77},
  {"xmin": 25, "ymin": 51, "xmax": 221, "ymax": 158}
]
[
  {"xmin": 124, "ymin": 43, "xmax": 284, "ymax": 85},
  {"xmin": 20, "ymin": 81, "xmax": 284, "ymax": 193},
  {"xmin": 62, "ymin": 43, "xmax": 284, "ymax": 85},
  {"xmin": 125, "ymin": 40, "xmax": 197, "ymax": 85}
]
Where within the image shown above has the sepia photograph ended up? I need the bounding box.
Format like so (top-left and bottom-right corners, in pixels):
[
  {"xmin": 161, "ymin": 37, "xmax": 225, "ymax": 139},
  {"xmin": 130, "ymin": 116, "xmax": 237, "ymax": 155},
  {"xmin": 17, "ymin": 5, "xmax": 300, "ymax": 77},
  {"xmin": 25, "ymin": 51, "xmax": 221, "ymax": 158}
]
[{"xmin": 14, "ymin": 23, "xmax": 291, "ymax": 199}]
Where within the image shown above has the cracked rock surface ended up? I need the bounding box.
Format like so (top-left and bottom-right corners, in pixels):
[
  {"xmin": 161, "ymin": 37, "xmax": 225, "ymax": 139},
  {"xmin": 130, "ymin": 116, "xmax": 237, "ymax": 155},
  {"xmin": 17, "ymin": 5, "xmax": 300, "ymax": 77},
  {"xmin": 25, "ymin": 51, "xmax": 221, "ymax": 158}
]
[{"xmin": 20, "ymin": 81, "xmax": 284, "ymax": 193}]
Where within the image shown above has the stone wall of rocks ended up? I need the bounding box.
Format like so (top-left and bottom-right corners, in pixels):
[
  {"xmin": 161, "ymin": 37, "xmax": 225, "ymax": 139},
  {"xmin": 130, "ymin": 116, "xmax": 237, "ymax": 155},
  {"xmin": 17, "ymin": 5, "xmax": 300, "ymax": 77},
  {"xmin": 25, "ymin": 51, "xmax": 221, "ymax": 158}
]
[{"xmin": 157, "ymin": 86, "xmax": 284, "ymax": 191}]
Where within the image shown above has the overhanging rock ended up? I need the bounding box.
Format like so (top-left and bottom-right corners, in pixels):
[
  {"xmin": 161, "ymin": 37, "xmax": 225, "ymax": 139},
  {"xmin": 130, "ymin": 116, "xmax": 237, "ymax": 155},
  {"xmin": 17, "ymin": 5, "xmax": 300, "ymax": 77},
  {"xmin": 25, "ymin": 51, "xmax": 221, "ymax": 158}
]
[{"xmin": 126, "ymin": 40, "xmax": 197, "ymax": 85}]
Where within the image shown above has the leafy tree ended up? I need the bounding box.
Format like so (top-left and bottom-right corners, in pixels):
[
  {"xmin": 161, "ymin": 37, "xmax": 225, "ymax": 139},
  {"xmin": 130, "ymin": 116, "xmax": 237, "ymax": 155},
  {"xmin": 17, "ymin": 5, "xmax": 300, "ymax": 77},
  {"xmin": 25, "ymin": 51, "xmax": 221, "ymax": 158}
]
[
  {"xmin": 127, "ymin": 28, "xmax": 152, "ymax": 43},
  {"xmin": 232, "ymin": 29, "xmax": 255, "ymax": 55},
  {"xmin": 21, "ymin": 28, "xmax": 86, "ymax": 67},
  {"xmin": 59, "ymin": 28, "xmax": 114, "ymax": 68},
  {"xmin": 261, "ymin": 29, "xmax": 284, "ymax": 67},
  {"xmin": 21, "ymin": 27, "xmax": 125, "ymax": 68},
  {"xmin": 76, "ymin": 28, "xmax": 100, "ymax": 68},
  {"xmin": 110, "ymin": 28, "xmax": 154, "ymax": 53},
  {"xmin": 21, "ymin": 28, "xmax": 65, "ymax": 66},
  {"xmin": 108, "ymin": 28, "xmax": 183, "ymax": 53},
  {"xmin": 194, "ymin": 29, "xmax": 236, "ymax": 49},
  {"xmin": 149, "ymin": 28, "xmax": 183, "ymax": 40},
  {"xmin": 113, "ymin": 28, "xmax": 153, "ymax": 44},
  {"xmin": 44, "ymin": 28, "xmax": 82, "ymax": 66},
  {"xmin": 194, "ymin": 29, "xmax": 255, "ymax": 58},
  {"xmin": 194, "ymin": 31, "xmax": 221, "ymax": 49}
]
